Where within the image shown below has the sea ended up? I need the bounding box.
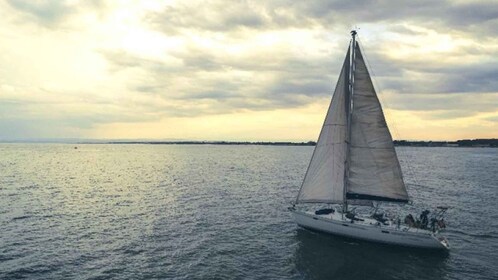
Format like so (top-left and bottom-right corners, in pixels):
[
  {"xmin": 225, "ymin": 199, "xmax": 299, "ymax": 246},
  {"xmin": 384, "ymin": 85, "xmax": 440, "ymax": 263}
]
[{"xmin": 0, "ymin": 144, "xmax": 497, "ymax": 280}]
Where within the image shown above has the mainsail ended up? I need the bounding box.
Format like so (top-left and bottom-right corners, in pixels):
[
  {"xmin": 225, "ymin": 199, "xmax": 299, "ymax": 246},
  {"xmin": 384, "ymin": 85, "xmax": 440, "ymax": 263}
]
[
  {"xmin": 296, "ymin": 37, "xmax": 409, "ymax": 205},
  {"xmin": 295, "ymin": 47, "xmax": 350, "ymax": 203},
  {"xmin": 346, "ymin": 43, "xmax": 408, "ymax": 203}
]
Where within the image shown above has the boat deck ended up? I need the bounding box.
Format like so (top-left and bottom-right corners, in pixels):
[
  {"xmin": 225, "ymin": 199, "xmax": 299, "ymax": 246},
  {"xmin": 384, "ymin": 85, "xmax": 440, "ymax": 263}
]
[{"xmin": 307, "ymin": 210, "xmax": 436, "ymax": 235}]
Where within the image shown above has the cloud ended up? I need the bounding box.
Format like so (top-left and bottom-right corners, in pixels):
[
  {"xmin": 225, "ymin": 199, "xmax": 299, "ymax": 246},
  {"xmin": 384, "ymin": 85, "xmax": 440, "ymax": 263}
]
[
  {"xmin": 141, "ymin": 0, "xmax": 498, "ymax": 98},
  {"xmin": 146, "ymin": 0, "xmax": 302, "ymax": 34},
  {"xmin": 375, "ymin": 60, "xmax": 498, "ymax": 94},
  {"xmin": 150, "ymin": 1, "xmax": 268, "ymax": 33},
  {"xmin": 146, "ymin": 0, "xmax": 498, "ymax": 37},
  {"xmin": 5, "ymin": 0, "xmax": 73, "ymax": 25},
  {"xmin": 290, "ymin": 0, "xmax": 498, "ymax": 36},
  {"xmin": 382, "ymin": 92, "xmax": 498, "ymax": 121},
  {"xmin": 4, "ymin": 0, "xmax": 107, "ymax": 28},
  {"xmin": 99, "ymin": 37, "xmax": 340, "ymax": 117},
  {"xmin": 1, "ymin": 0, "xmax": 497, "ymax": 140}
]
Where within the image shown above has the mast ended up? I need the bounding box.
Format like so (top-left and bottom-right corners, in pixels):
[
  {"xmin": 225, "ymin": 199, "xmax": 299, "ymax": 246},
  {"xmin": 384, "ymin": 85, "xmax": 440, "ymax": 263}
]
[{"xmin": 343, "ymin": 30, "xmax": 357, "ymax": 213}]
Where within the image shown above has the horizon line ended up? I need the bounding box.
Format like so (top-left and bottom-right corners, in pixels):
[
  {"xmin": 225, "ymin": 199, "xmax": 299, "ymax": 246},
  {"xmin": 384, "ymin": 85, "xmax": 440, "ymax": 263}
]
[{"xmin": 0, "ymin": 138, "xmax": 496, "ymax": 144}]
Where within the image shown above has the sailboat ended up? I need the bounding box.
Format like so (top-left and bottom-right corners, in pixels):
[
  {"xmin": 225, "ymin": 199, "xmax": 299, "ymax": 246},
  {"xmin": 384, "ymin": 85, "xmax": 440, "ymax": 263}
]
[{"xmin": 289, "ymin": 31, "xmax": 449, "ymax": 250}]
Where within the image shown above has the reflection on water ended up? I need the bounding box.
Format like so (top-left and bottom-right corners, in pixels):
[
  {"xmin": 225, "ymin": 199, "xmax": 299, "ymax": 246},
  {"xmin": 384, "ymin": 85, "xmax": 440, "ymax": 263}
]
[{"xmin": 294, "ymin": 229, "xmax": 449, "ymax": 280}]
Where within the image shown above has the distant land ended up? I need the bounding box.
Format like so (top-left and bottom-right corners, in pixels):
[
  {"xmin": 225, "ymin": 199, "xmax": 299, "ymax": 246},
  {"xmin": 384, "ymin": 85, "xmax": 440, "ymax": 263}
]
[
  {"xmin": 393, "ymin": 138, "xmax": 497, "ymax": 147},
  {"xmin": 106, "ymin": 141, "xmax": 317, "ymax": 146},
  {"xmin": 1, "ymin": 138, "xmax": 496, "ymax": 147},
  {"xmin": 103, "ymin": 138, "xmax": 498, "ymax": 147}
]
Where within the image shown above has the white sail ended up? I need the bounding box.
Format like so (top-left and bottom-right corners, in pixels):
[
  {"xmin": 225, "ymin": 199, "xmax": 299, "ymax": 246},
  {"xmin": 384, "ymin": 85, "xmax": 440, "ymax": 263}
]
[
  {"xmin": 296, "ymin": 47, "xmax": 350, "ymax": 204},
  {"xmin": 346, "ymin": 43, "xmax": 409, "ymax": 202}
]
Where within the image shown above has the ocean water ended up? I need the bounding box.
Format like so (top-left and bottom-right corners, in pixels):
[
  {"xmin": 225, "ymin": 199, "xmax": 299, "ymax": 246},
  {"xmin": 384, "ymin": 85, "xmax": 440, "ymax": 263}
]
[{"xmin": 0, "ymin": 144, "xmax": 497, "ymax": 280}]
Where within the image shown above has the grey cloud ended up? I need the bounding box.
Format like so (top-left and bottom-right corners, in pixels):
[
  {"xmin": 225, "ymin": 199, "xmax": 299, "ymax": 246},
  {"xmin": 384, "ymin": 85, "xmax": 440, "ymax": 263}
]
[
  {"xmin": 342, "ymin": 44, "xmax": 498, "ymax": 94},
  {"xmin": 146, "ymin": 0, "xmax": 498, "ymax": 35},
  {"xmin": 379, "ymin": 61, "xmax": 498, "ymax": 94},
  {"xmin": 101, "ymin": 47, "xmax": 338, "ymax": 116},
  {"xmin": 4, "ymin": 0, "xmax": 497, "ymax": 138},
  {"xmin": 180, "ymin": 52, "xmax": 223, "ymax": 71},
  {"xmin": 166, "ymin": 45, "xmax": 340, "ymax": 73},
  {"xmin": 295, "ymin": 0, "xmax": 498, "ymax": 34},
  {"xmin": 187, "ymin": 90, "xmax": 238, "ymax": 100},
  {"xmin": 444, "ymin": 2, "xmax": 498, "ymax": 27},
  {"xmin": 0, "ymin": 98, "xmax": 159, "ymax": 138},
  {"xmin": 147, "ymin": 1, "xmax": 268, "ymax": 34},
  {"xmin": 268, "ymin": 80, "xmax": 330, "ymax": 96},
  {"xmin": 101, "ymin": 51, "xmax": 181, "ymax": 74},
  {"xmin": 6, "ymin": 0, "xmax": 108, "ymax": 27},
  {"xmin": 384, "ymin": 92, "xmax": 498, "ymax": 120},
  {"xmin": 142, "ymin": 0, "xmax": 498, "ymax": 95},
  {"xmin": 102, "ymin": 41, "xmax": 498, "ymax": 120},
  {"xmin": 6, "ymin": 0, "xmax": 73, "ymax": 25},
  {"xmin": 438, "ymin": 66, "xmax": 498, "ymax": 93},
  {"xmin": 98, "ymin": 48, "xmax": 497, "ymax": 127},
  {"xmin": 100, "ymin": 0, "xmax": 498, "ymax": 121}
]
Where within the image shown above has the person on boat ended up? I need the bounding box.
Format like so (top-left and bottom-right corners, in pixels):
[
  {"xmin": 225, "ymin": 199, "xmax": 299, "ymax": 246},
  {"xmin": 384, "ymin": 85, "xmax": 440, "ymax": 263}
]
[
  {"xmin": 345, "ymin": 212, "xmax": 355, "ymax": 223},
  {"xmin": 404, "ymin": 214, "xmax": 415, "ymax": 227},
  {"xmin": 420, "ymin": 210, "xmax": 430, "ymax": 229},
  {"xmin": 430, "ymin": 218, "xmax": 437, "ymax": 232}
]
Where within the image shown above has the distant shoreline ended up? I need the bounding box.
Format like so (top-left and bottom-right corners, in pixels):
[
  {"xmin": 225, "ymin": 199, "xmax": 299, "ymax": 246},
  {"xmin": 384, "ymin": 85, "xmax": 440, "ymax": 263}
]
[
  {"xmin": 104, "ymin": 139, "xmax": 498, "ymax": 147},
  {"xmin": 393, "ymin": 139, "xmax": 497, "ymax": 148},
  {"xmin": 1, "ymin": 139, "xmax": 496, "ymax": 147},
  {"xmin": 103, "ymin": 139, "xmax": 497, "ymax": 147},
  {"xmin": 102, "ymin": 141, "xmax": 317, "ymax": 146}
]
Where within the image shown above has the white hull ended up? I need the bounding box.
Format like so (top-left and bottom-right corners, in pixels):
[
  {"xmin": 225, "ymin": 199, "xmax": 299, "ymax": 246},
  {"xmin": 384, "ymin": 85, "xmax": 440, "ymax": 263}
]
[{"xmin": 291, "ymin": 209, "xmax": 449, "ymax": 250}]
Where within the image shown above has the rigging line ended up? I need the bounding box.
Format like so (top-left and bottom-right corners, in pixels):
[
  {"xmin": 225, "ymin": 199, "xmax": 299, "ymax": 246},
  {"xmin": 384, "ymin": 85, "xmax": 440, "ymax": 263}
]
[{"xmin": 356, "ymin": 35, "xmax": 420, "ymax": 188}]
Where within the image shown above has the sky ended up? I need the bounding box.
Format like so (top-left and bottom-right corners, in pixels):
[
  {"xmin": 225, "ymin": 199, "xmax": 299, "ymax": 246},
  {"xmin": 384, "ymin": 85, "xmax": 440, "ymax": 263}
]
[{"xmin": 0, "ymin": 0, "xmax": 497, "ymax": 141}]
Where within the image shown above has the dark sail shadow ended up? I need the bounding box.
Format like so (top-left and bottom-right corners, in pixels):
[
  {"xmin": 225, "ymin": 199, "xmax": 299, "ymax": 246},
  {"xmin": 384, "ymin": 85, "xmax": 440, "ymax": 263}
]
[{"xmin": 293, "ymin": 229, "xmax": 449, "ymax": 280}]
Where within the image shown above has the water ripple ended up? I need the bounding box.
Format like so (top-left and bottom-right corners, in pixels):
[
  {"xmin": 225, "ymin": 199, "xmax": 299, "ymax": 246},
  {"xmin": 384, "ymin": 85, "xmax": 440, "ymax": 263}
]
[{"xmin": 0, "ymin": 144, "xmax": 497, "ymax": 279}]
